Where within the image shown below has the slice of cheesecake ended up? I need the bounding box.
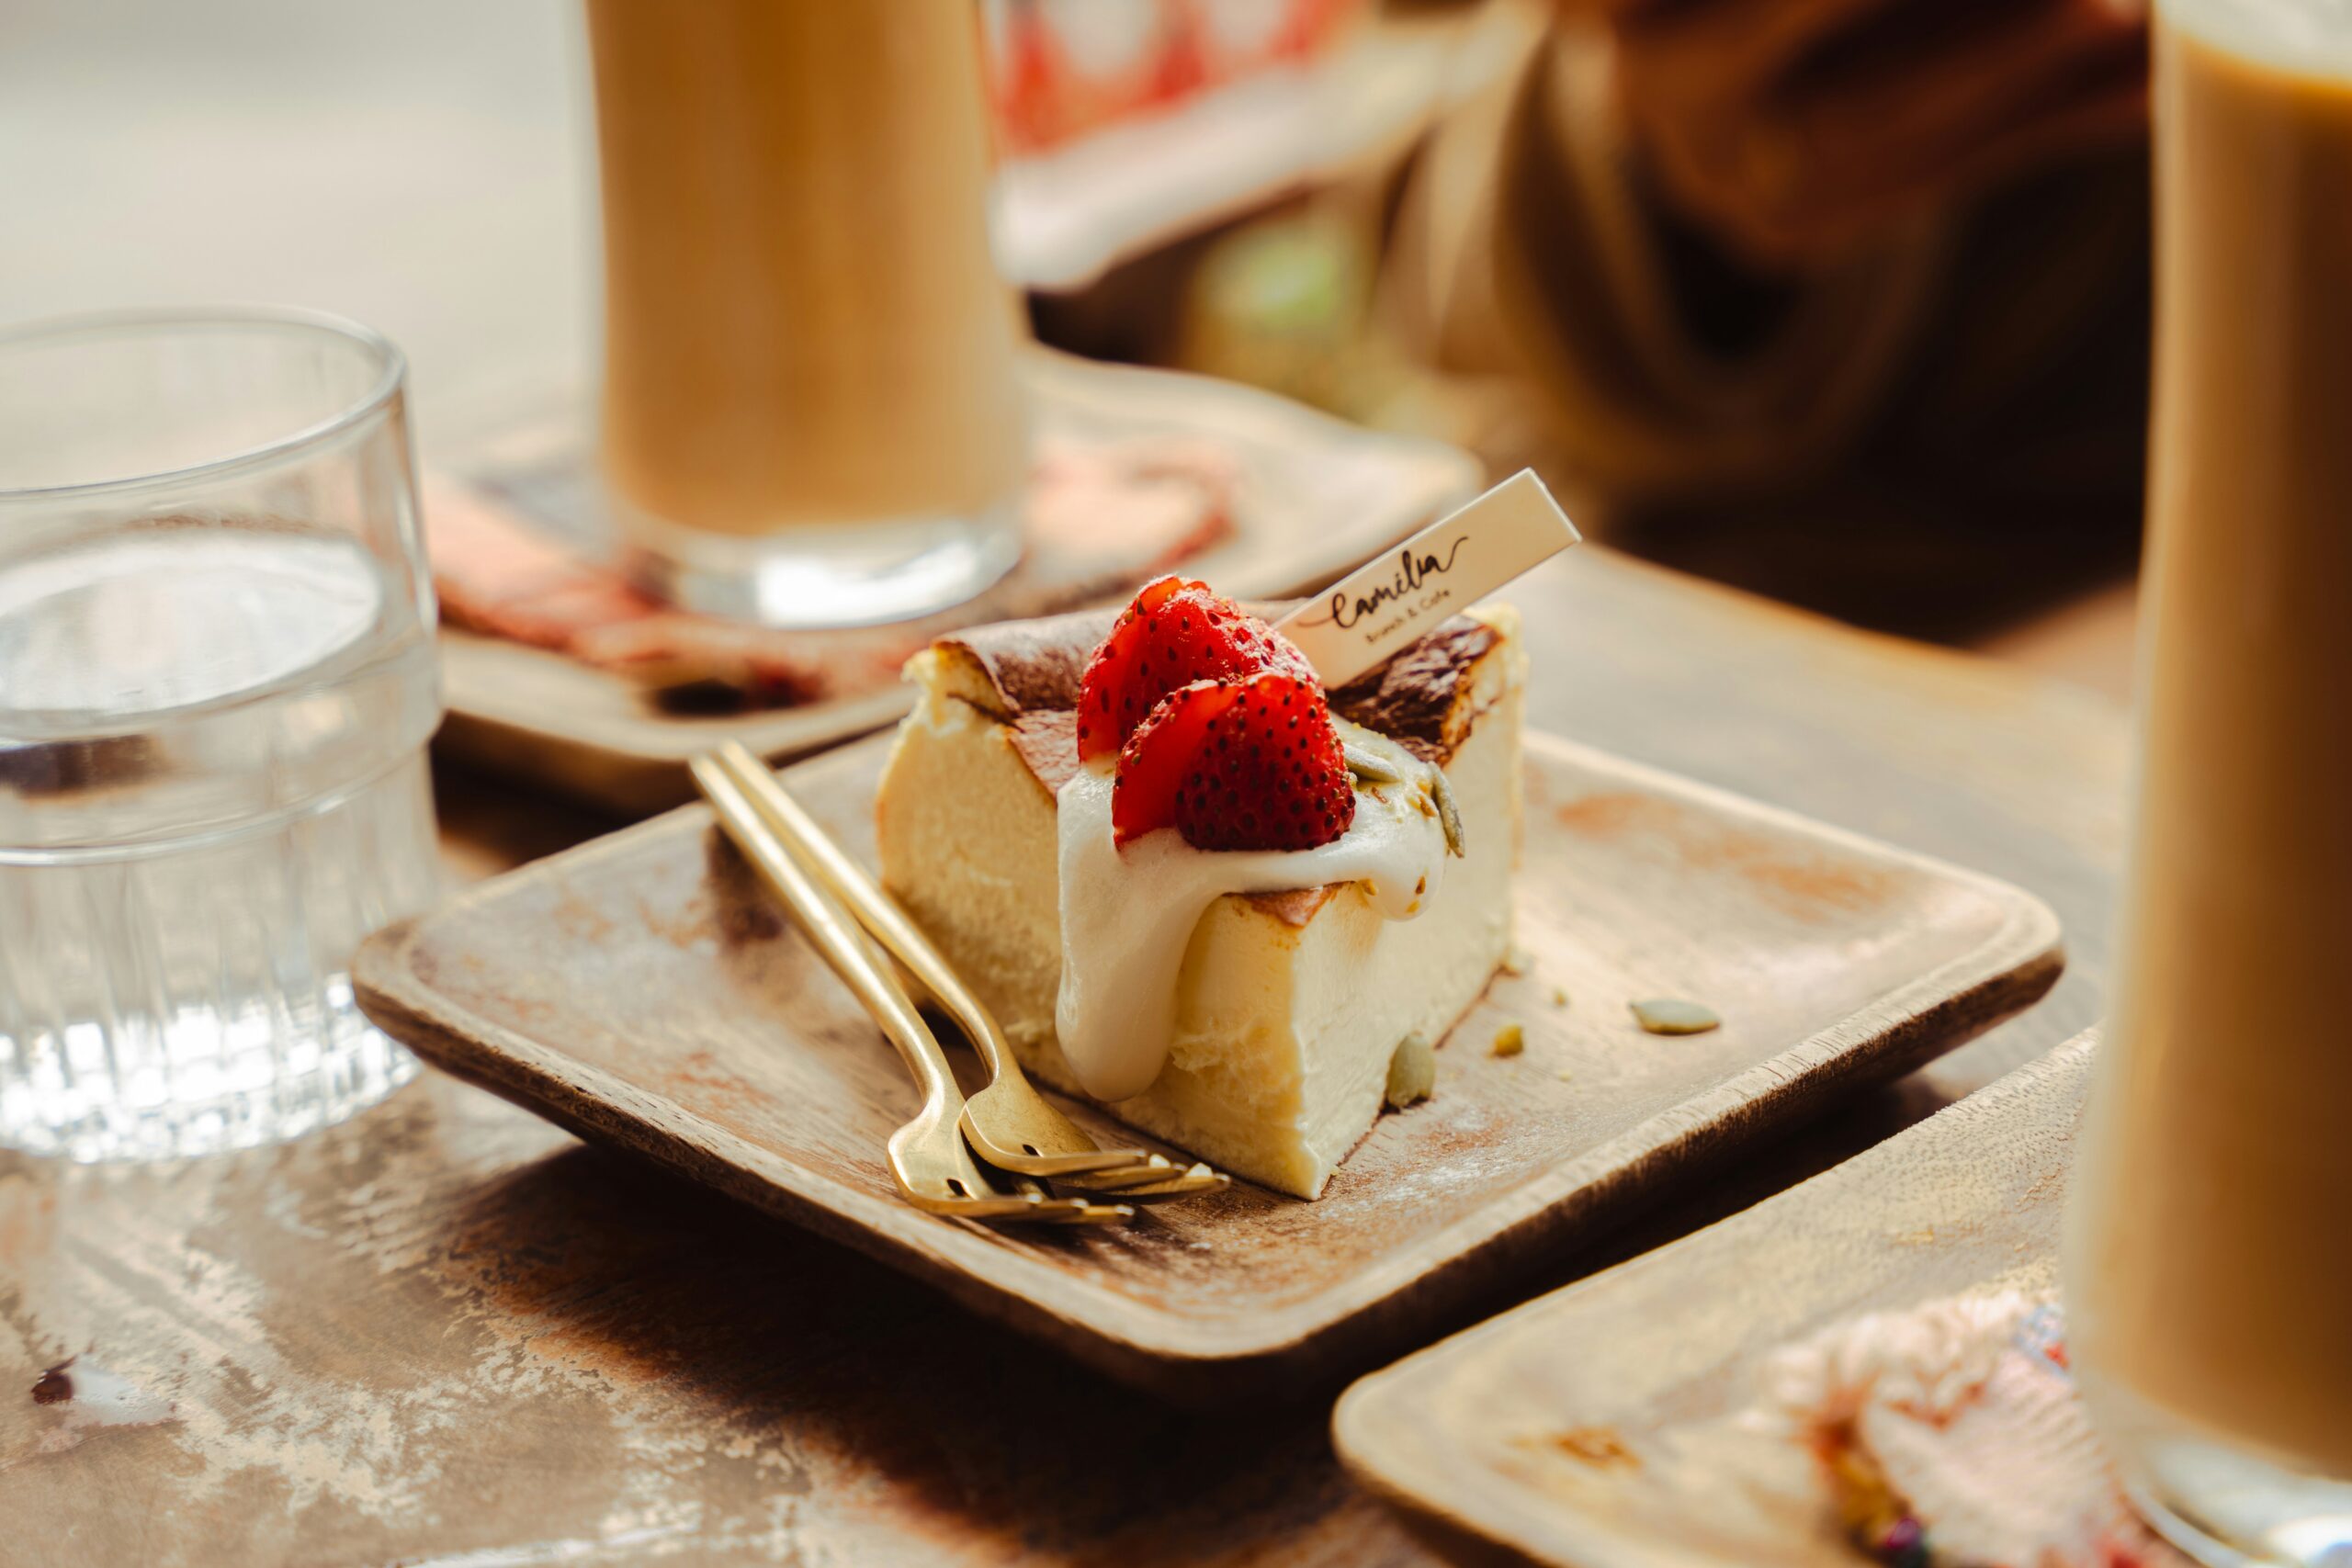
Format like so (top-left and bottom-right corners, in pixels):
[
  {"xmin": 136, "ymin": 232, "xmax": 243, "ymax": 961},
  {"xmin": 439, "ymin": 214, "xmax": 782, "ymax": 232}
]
[{"xmin": 875, "ymin": 604, "xmax": 1523, "ymax": 1198}]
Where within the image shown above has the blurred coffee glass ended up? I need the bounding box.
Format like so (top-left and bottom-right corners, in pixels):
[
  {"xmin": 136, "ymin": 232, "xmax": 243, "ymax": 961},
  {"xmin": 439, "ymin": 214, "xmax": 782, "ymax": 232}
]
[
  {"xmin": 583, "ymin": 0, "xmax": 1029, "ymax": 627},
  {"xmin": 2062, "ymin": 1, "xmax": 2352, "ymax": 1562}
]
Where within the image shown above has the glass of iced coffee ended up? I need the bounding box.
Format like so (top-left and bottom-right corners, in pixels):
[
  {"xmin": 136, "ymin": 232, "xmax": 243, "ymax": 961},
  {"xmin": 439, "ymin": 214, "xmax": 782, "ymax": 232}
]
[
  {"xmin": 2062, "ymin": 1, "xmax": 2352, "ymax": 1561},
  {"xmin": 582, "ymin": 0, "xmax": 1029, "ymax": 627}
]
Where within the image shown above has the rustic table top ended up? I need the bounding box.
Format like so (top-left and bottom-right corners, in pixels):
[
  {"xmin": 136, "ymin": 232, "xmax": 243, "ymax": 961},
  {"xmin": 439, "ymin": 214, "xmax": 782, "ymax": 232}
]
[
  {"xmin": 0, "ymin": 546, "xmax": 2128, "ymax": 1567},
  {"xmin": 1, "ymin": 5, "xmax": 2136, "ymax": 1553}
]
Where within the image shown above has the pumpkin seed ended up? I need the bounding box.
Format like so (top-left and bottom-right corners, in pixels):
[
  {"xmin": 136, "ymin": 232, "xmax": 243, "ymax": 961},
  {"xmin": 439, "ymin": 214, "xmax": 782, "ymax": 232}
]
[
  {"xmin": 1385, "ymin": 1032, "xmax": 1435, "ymax": 1108},
  {"xmin": 1430, "ymin": 765, "xmax": 1464, "ymax": 857},
  {"xmin": 1629, "ymin": 998, "xmax": 1720, "ymax": 1036}
]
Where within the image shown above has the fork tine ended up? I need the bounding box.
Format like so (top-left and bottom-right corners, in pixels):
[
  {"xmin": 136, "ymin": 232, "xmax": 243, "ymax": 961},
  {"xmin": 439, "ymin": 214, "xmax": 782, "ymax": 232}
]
[
  {"xmin": 908, "ymin": 1191, "xmax": 1047, "ymax": 1219},
  {"xmin": 988, "ymin": 1148, "xmax": 1159, "ymax": 1178},
  {"xmin": 1051, "ymin": 1154, "xmax": 1188, "ymax": 1191},
  {"xmin": 964, "ymin": 1168, "xmax": 1130, "ymax": 1224},
  {"xmin": 1020, "ymin": 1199, "xmax": 1138, "ymax": 1225},
  {"xmin": 1064, "ymin": 1165, "xmax": 1229, "ymax": 1202},
  {"xmin": 976, "ymin": 1162, "xmax": 1140, "ymax": 1221},
  {"xmin": 920, "ymin": 1191, "xmax": 1130, "ymax": 1224}
]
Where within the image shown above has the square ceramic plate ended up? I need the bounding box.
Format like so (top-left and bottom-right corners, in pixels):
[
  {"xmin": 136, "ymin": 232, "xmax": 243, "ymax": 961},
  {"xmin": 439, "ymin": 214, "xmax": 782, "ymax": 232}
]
[
  {"xmin": 431, "ymin": 354, "xmax": 1482, "ymax": 814},
  {"xmin": 1333, "ymin": 1032, "xmax": 2096, "ymax": 1566},
  {"xmin": 353, "ymin": 730, "xmax": 2062, "ymax": 1403}
]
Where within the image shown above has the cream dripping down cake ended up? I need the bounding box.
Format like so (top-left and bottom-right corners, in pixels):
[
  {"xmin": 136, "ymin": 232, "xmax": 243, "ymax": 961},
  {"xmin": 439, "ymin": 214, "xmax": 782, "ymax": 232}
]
[{"xmin": 875, "ymin": 577, "xmax": 1523, "ymax": 1198}]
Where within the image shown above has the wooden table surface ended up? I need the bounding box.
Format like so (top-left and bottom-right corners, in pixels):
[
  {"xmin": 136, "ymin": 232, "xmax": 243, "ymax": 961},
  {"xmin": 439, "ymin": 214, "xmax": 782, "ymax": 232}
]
[
  {"xmin": 1, "ymin": 7, "xmax": 2138, "ymax": 1557},
  {"xmin": 0, "ymin": 545, "xmax": 2129, "ymax": 1567}
]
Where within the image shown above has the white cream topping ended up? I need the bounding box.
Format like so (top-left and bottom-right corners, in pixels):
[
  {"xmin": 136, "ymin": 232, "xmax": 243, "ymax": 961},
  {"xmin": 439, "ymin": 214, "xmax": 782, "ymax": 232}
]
[{"xmin": 1052, "ymin": 725, "xmax": 1451, "ymax": 1102}]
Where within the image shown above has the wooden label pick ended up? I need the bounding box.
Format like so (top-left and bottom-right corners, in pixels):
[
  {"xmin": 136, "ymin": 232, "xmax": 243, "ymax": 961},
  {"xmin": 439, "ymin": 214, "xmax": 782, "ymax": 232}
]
[{"xmin": 1272, "ymin": 469, "xmax": 1579, "ymax": 688}]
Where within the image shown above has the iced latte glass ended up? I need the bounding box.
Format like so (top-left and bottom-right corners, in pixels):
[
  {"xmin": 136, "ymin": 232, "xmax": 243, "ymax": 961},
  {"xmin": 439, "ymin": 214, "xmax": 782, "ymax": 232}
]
[
  {"xmin": 2062, "ymin": 2, "xmax": 2352, "ymax": 1561},
  {"xmin": 584, "ymin": 0, "xmax": 1030, "ymax": 627}
]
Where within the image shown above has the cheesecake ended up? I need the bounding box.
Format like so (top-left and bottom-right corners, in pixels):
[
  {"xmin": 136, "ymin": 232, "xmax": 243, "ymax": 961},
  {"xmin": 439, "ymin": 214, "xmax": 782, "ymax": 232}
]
[{"xmin": 874, "ymin": 585, "xmax": 1524, "ymax": 1198}]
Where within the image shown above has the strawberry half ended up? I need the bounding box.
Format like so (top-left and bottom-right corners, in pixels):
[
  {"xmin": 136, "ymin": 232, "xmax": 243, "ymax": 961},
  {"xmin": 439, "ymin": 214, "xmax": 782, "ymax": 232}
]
[
  {"xmin": 1075, "ymin": 575, "xmax": 1314, "ymax": 761},
  {"xmin": 1111, "ymin": 678, "xmax": 1233, "ymax": 844},
  {"xmin": 1114, "ymin": 672, "xmax": 1355, "ymax": 852}
]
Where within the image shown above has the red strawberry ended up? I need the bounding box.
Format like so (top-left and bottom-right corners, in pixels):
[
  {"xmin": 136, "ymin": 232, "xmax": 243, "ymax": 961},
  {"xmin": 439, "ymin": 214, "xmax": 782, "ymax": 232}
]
[
  {"xmin": 1114, "ymin": 673, "xmax": 1355, "ymax": 852},
  {"xmin": 1112, "ymin": 678, "xmax": 1233, "ymax": 844},
  {"xmin": 1076, "ymin": 575, "xmax": 1314, "ymax": 761}
]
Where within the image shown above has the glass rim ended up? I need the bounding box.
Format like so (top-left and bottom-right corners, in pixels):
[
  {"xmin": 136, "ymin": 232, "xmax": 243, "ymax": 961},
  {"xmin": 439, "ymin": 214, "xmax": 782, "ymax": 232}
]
[
  {"xmin": 2161, "ymin": 0, "xmax": 2352, "ymax": 78},
  {"xmin": 0, "ymin": 304, "xmax": 407, "ymax": 503}
]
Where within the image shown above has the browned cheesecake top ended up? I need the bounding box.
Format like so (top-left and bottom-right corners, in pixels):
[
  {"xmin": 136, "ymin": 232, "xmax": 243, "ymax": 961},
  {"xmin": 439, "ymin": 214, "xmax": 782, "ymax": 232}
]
[
  {"xmin": 937, "ymin": 607, "xmax": 1504, "ymax": 791},
  {"xmin": 934, "ymin": 607, "xmax": 1110, "ymax": 718}
]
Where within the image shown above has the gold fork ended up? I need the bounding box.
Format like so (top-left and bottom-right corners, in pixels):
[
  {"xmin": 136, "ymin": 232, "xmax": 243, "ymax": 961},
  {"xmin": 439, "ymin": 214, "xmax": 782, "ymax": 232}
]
[
  {"xmin": 708, "ymin": 742, "xmax": 1229, "ymax": 1203},
  {"xmin": 691, "ymin": 756, "xmax": 1131, "ymax": 1225}
]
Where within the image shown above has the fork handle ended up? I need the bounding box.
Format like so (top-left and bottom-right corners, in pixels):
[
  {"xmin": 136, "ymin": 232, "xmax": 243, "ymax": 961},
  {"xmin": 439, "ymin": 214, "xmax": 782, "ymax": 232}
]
[
  {"xmin": 713, "ymin": 741, "xmax": 1018, "ymax": 1078},
  {"xmin": 691, "ymin": 756, "xmax": 961, "ymax": 1115}
]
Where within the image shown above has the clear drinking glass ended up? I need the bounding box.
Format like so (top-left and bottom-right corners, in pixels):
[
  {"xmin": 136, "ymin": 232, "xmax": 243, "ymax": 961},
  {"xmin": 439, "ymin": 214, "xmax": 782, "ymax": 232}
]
[
  {"xmin": 0, "ymin": 308, "xmax": 441, "ymax": 1162},
  {"xmin": 2062, "ymin": 2, "xmax": 2352, "ymax": 1562},
  {"xmin": 584, "ymin": 0, "xmax": 1031, "ymax": 628}
]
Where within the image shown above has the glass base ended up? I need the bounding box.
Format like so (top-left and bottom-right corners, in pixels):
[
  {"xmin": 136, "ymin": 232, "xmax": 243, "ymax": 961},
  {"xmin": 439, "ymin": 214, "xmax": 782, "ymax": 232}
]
[
  {"xmin": 0, "ymin": 990, "xmax": 418, "ymax": 1163},
  {"xmin": 2086, "ymin": 1375, "xmax": 2352, "ymax": 1567},
  {"xmin": 620, "ymin": 493, "xmax": 1023, "ymax": 628},
  {"xmin": 1, "ymin": 747, "xmax": 440, "ymax": 1164}
]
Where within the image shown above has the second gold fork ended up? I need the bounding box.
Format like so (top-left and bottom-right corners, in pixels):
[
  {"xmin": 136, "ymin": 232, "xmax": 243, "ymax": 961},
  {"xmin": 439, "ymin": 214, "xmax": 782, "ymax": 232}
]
[
  {"xmin": 708, "ymin": 741, "xmax": 1228, "ymax": 1202},
  {"xmin": 692, "ymin": 755, "xmax": 1130, "ymax": 1225}
]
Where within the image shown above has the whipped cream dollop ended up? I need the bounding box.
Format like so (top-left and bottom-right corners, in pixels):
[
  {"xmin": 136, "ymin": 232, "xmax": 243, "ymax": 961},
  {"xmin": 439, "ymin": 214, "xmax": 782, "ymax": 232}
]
[{"xmin": 1052, "ymin": 724, "xmax": 1451, "ymax": 1102}]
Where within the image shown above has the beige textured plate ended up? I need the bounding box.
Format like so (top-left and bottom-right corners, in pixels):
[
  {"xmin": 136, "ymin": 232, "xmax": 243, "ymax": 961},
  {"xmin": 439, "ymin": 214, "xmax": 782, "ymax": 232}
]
[
  {"xmin": 1334, "ymin": 1032, "xmax": 2096, "ymax": 1566},
  {"xmin": 353, "ymin": 730, "xmax": 2062, "ymax": 1403},
  {"xmin": 433, "ymin": 354, "xmax": 1483, "ymax": 814}
]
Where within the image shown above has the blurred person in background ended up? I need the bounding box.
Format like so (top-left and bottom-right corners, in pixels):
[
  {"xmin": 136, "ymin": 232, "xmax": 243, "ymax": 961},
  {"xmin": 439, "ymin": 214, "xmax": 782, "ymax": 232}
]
[{"xmin": 1383, "ymin": 0, "xmax": 2152, "ymax": 637}]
